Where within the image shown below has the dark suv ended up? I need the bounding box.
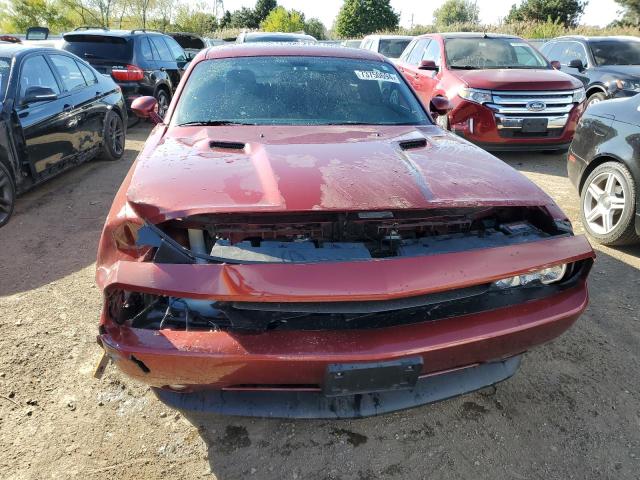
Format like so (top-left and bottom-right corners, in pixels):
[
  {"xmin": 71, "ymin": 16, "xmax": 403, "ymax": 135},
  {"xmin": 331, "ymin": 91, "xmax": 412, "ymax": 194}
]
[
  {"xmin": 62, "ymin": 28, "xmax": 188, "ymax": 118},
  {"xmin": 541, "ymin": 36, "xmax": 640, "ymax": 107}
]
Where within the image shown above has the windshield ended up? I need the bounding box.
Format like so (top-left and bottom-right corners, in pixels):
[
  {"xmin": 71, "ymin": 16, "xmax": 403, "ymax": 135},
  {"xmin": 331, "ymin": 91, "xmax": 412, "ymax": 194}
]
[
  {"xmin": 445, "ymin": 37, "xmax": 548, "ymax": 69},
  {"xmin": 0, "ymin": 57, "xmax": 10, "ymax": 100},
  {"xmin": 378, "ymin": 39, "xmax": 412, "ymax": 58},
  {"xmin": 173, "ymin": 56, "xmax": 429, "ymax": 126},
  {"xmin": 590, "ymin": 40, "xmax": 640, "ymax": 66},
  {"xmin": 63, "ymin": 35, "xmax": 133, "ymax": 62}
]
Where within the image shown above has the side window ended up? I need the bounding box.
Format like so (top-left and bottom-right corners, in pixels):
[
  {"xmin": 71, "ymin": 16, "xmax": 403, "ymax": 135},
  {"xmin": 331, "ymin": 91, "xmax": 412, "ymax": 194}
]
[
  {"xmin": 140, "ymin": 37, "xmax": 154, "ymax": 61},
  {"xmin": 563, "ymin": 41, "xmax": 588, "ymax": 66},
  {"xmin": 150, "ymin": 36, "xmax": 172, "ymax": 62},
  {"xmin": 422, "ymin": 40, "xmax": 441, "ymax": 66},
  {"xmin": 164, "ymin": 36, "xmax": 186, "ymax": 62},
  {"xmin": 540, "ymin": 41, "xmax": 554, "ymax": 58},
  {"xmin": 407, "ymin": 39, "xmax": 429, "ymax": 66},
  {"xmin": 18, "ymin": 55, "xmax": 60, "ymax": 102},
  {"xmin": 400, "ymin": 39, "xmax": 417, "ymax": 62},
  {"xmin": 49, "ymin": 54, "xmax": 87, "ymax": 92},
  {"xmin": 76, "ymin": 61, "xmax": 97, "ymax": 85},
  {"xmin": 361, "ymin": 38, "xmax": 372, "ymax": 50}
]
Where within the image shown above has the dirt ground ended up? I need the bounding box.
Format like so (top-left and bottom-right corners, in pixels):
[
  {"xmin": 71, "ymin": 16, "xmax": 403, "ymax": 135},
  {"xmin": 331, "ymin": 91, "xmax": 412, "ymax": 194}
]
[{"xmin": 1, "ymin": 123, "xmax": 639, "ymax": 480}]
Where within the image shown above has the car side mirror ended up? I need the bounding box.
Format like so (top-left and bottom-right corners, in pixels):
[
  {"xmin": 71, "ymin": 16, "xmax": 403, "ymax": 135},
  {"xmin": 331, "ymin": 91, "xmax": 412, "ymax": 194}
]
[
  {"xmin": 22, "ymin": 86, "xmax": 57, "ymax": 105},
  {"xmin": 131, "ymin": 96, "xmax": 163, "ymax": 124},
  {"xmin": 430, "ymin": 96, "xmax": 452, "ymax": 116},
  {"xmin": 550, "ymin": 60, "xmax": 561, "ymax": 70},
  {"xmin": 419, "ymin": 60, "xmax": 438, "ymax": 71},
  {"xmin": 568, "ymin": 59, "xmax": 584, "ymax": 71}
]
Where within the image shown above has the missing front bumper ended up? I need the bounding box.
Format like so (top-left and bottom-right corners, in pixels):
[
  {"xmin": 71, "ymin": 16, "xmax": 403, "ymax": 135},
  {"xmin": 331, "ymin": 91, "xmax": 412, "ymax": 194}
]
[{"xmin": 152, "ymin": 356, "xmax": 522, "ymax": 419}]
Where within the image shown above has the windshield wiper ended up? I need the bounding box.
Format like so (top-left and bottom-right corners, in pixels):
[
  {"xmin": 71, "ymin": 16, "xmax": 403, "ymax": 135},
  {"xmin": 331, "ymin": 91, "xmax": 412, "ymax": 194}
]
[
  {"xmin": 177, "ymin": 120, "xmax": 257, "ymax": 126},
  {"xmin": 450, "ymin": 65, "xmax": 479, "ymax": 70}
]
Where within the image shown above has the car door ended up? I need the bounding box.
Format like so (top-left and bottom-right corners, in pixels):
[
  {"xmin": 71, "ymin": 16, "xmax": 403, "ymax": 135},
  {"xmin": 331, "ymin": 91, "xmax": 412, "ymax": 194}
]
[
  {"xmin": 417, "ymin": 39, "xmax": 443, "ymax": 100},
  {"xmin": 14, "ymin": 54, "xmax": 73, "ymax": 177},
  {"xmin": 48, "ymin": 53, "xmax": 102, "ymax": 155},
  {"xmin": 164, "ymin": 35, "xmax": 189, "ymax": 83},
  {"xmin": 560, "ymin": 41, "xmax": 591, "ymax": 87},
  {"xmin": 398, "ymin": 38, "xmax": 431, "ymax": 102},
  {"xmin": 149, "ymin": 35, "xmax": 183, "ymax": 94}
]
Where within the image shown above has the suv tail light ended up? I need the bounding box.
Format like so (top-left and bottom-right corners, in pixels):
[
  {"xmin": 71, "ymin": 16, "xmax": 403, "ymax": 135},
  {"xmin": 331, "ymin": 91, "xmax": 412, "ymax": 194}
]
[{"xmin": 111, "ymin": 65, "xmax": 144, "ymax": 82}]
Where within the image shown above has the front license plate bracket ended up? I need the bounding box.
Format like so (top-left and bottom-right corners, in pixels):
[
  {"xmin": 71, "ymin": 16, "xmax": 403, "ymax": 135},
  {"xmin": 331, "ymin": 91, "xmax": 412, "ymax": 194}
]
[
  {"xmin": 323, "ymin": 357, "xmax": 423, "ymax": 397},
  {"xmin": 521, "ymin": 118, "xmax": 548, "ymax": 133}
]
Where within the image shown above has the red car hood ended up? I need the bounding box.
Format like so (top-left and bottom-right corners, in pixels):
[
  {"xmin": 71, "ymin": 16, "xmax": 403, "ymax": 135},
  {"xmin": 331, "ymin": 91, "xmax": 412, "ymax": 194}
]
[
  {"xmin": 453, "ymin": 68, "xmax": 581, "ymax": 91},
  {"xmin": 127, "ymin": 125, "xmax": 554, "ymax": 223}
]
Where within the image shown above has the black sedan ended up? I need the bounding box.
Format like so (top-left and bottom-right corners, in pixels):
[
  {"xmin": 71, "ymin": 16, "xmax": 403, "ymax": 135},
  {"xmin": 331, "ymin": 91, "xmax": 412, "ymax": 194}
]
[
  {"xmin": 541, "ymin": 36, "xmax": 640, "ymax": 107},
  {"xmin": 0, "ymin": 44, "xmax": 126, "ymax": 227},
  {"xmin": 568, "ymin": 95, "xmax": 640, "ymax": 245}
]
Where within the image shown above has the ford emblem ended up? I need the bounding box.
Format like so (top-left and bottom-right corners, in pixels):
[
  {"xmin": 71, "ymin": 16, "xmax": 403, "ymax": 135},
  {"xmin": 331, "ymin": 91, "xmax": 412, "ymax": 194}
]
[{"xmin": 526, "ymin": 101, "xmax": 546, "ymax": 112}]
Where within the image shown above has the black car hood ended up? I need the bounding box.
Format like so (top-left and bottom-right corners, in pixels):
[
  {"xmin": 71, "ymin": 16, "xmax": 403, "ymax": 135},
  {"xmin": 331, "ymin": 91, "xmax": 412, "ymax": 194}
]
[{"xmin": 596, "ymin": 65, "xmax": 640, "ymax": 77}]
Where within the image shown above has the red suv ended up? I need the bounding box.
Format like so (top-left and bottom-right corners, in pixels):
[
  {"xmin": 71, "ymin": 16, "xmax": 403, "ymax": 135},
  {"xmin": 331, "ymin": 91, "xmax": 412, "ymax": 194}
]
[{"xmin": 396, "ymin": 33, "xmax": 586, "ymax": 151}]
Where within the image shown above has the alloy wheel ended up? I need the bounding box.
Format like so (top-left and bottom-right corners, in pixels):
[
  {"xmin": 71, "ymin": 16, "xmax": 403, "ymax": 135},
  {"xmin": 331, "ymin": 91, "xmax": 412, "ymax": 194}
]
[
  {"xmin": 108, "ymin": 113, "xmax": 125, "ymax": 156},
  {"xmin": 583, "ymin": 171, "xmax": 627, "ymax": 235},
  {"xmin": 157, "ymin": 92, "xmax": 169, "ymax": 118},
  {"xmin": 0, "ymin": 165, "xmax": 15, "ymax": 226}
]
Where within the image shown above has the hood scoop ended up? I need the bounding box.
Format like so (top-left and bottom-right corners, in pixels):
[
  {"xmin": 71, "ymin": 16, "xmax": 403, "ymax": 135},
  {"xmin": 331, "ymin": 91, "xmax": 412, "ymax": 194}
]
[
  {"xmin": 399, "ymin": 137, "xmax": 428, "ymax": 150},
  {"xmin": 210, "ymin": 140, "xmax": 246, "ymax": 150}
]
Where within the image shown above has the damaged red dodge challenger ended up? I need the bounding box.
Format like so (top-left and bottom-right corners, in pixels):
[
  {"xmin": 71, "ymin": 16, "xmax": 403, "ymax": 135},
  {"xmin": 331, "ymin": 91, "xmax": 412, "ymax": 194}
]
[{"xmin": 96, "ymin": 44, "xmax": 595, "ymax": 418}]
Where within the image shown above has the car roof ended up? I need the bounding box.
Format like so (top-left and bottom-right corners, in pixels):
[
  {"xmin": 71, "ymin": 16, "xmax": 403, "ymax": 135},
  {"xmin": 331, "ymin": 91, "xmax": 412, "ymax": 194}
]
[
  {"xmin": 63, "ymin": 29, "xmax": 166, "ymax": 39},
  {"xmin": 244, "ymin": 32, "xmax": 314, "ymax": 38},
  {"xmin": 0, "ymin": 43, "xmax": 63, "ymax": 58},
  {"xmin": 364, "ymin": 35, "xmax": 413, "ymax": 40},
  {"xmin": 424, "ymin": 32, "xmax": 521, "ymax": 39},
  {"xmin": 555, "ymin": 35, "xmax": 640, "ymax": 42},
  {"xmin": 204, "ymin": 43, "xmax": 384, "ymax": 61}
]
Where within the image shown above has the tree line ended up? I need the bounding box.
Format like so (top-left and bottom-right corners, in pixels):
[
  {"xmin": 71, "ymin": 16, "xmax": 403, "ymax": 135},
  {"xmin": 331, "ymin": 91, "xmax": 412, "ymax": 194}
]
[{"xmin": 0, "ymin": 0, "xmax": 638, "ymax": 38}]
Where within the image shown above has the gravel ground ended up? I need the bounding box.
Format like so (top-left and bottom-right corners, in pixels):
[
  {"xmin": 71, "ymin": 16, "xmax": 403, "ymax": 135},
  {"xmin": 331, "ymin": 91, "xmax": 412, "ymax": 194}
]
[{"xmin": 1, "ymin": 124, "xmax": 639, "ymax": 480}]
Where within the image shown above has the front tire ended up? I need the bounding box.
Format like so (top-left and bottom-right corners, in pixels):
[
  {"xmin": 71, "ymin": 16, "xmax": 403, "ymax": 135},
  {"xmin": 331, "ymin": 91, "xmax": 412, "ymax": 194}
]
[
  {"xmin": 99, "ymin": 110, "xmax": 125, "ymax": 161},
  {"xmin": 0, "ymin": 162, "xmax": 16, "ymax": 227},
  {"xmin": 155, "ymin": 89, "xmax": 170, "ymax": 119},
  {"xmin": 580, "ymin": 161, "xmax": 638, "ymax": 246},
  {"xmin": 435, "ymin": 113, "xmax": 449, "ymax": 130},
  {"xmin": 586, "ymin": 92, "xmax": 607, "ymax": 107}
]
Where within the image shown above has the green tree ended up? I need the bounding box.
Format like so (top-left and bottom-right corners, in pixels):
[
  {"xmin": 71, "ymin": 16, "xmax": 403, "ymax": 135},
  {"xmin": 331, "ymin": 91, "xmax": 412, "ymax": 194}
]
[
  {"xmin": 433, "ymin": 0, "xmax": 479, "ymax": 26},
  {"xmin": 227, "ymin": 6, "xmax": 258, "ymax": 28},
  {"xmin": 613, "ymin": 0, "xmax": 640, "ymax": 25},
  {"xmin": 505, "ymin": 0, "xmax": 587, "ymax": 28},
  {"xmin": 254, "ymin": 0, "xmax": 277, "ymax": 24},
  {"xmin": 173, "ymin": 5, "xmax": 217, "ymax": 35},
  {"xmin": 261, "ymin": 6, "xmax": 305, "ymax": 32},
  {"xmin": 304, "ymin": 18, "xmax": 327, "ymax": 39},
  {"xmin": 334, "ymin": 0, "xmax": 399, "ymax": 37},
  {"xmin": 1, "ymin": 0, "xmax": 72, "ymax": 32}
]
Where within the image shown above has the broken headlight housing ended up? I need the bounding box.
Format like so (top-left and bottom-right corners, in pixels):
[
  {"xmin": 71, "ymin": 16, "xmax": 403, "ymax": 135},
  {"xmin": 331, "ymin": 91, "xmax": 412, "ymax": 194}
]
[{"xmin": 493, "ymin": 264, "xmax": 568, "ymax": 289}]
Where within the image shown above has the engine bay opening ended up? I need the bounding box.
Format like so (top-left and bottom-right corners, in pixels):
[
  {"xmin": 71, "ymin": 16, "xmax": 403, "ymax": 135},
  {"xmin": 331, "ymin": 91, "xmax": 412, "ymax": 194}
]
[{"xmin": 137, "ymin": 207, "xmax": 572, "ymax": 264}]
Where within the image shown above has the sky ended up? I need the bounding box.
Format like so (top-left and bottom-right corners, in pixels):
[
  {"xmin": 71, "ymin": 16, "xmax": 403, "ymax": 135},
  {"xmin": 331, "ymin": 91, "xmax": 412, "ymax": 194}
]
[{"xmin": 217, "ymin": 0, "xmax": 621, "ymax": 28}]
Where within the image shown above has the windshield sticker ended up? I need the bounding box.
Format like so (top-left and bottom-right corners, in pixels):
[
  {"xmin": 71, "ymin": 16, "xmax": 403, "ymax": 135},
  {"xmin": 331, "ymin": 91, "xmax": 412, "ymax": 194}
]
[
  {"xmin": 354, "ymin": 70, "xmax": 400, "ymax": 83},
  {"xmin": 510, "ymin": 42, "xmax": 529, "ymax": 47}
]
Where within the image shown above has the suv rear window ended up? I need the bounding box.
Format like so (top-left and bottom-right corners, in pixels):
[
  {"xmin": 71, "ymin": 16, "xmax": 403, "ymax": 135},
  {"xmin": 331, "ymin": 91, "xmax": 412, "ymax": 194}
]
[{"xmin": 62, "ymin": 34, "xmax": 133, "ymax": 62}]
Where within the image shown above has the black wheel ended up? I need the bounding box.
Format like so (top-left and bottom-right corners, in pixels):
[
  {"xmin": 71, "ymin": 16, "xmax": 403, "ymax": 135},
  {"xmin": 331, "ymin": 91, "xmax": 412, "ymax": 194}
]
[
  {"xmin": 155, "ymin": 89, "xmax": 170, "ymax": 119},
  {"xmin": 99, "ymin": 110, "xmax": 125, "ymax": 161},
  {"xmin": 580, "ymin": 161, "xmax": 638, "ymax": 246},
  {"xmin": 0, "ymin": 162, "xmax": 16, "ymax": 227},
  {"xmin": 586, "ymin": 92, "xmax": 607, "ymax": 107}
]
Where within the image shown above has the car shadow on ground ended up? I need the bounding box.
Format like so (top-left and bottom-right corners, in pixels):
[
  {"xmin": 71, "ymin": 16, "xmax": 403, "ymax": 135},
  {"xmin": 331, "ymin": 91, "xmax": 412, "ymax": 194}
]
[{"xmin": 0, "ymin": 124, "xmax": 152, "ymax": 297}]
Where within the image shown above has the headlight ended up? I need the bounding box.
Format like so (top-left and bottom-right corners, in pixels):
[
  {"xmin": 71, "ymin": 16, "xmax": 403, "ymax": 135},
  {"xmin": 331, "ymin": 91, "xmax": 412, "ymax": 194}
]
[
  {"xmin": 572, "ymin": 87, "xmax": 586, "ymax": 103},
  {"xmin": 614, "ymin": 79, "xmax": 640, "ymax": 92},
  {"xmin": 493, "ymin": 264, "xmax": 568, "ymax": 289},
  {"xmin": 458, "ymin": 87, "xmax": 492, "ymax": 104}
]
